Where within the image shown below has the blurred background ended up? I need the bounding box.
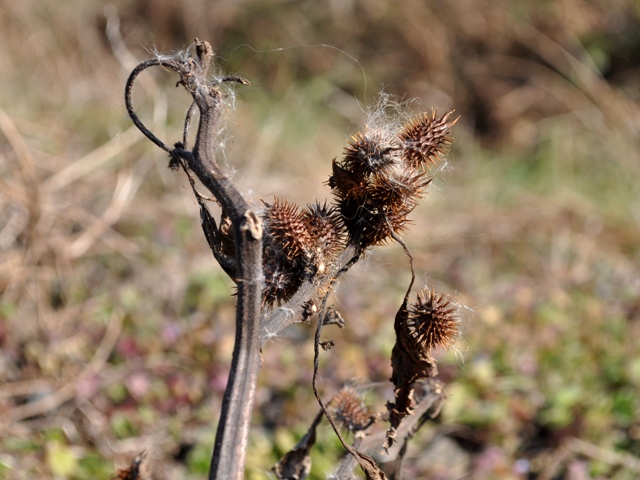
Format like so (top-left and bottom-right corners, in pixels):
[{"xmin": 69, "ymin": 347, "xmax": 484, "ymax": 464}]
[{"xmin": 1, "ymin": 1, "xmax": 639, "ymax": 478}]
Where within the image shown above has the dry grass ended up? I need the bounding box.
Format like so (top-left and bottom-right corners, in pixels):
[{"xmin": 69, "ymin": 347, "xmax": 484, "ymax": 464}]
[{"xmin": 1, "ymin": 1, "xmax": 639, "ymax": 478}]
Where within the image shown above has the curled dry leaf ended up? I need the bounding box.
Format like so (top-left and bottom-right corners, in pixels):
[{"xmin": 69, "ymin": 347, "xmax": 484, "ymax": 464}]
[{"xmin": 272, "ymin": 413, "xmax": 320, "ymax": 480}]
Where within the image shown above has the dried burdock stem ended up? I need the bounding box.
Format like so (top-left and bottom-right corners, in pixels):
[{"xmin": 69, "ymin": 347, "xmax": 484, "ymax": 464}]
[
  {"xmin": 392, "ymin": 403, "xmax": 438, "ymax": 480},
  {"xmin": 175, "ymin": 156, "xmax": 238, "ymax": 279},
  {"xmin": 126, "ymin": 40, "xmax": 261, "ymax": 480}
]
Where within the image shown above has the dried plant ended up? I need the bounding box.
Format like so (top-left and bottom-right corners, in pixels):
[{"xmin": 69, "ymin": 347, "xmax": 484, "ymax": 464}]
[
  {"xmin": 124, "ymin": 39, "xmax": 464, "ymax": 480},
  {"xmin": 387, "ymin": 289, "xmax": 460, "ymax": 449}
]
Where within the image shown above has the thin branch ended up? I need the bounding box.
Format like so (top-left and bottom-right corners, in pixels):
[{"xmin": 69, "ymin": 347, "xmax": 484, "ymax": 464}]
[
  {"xmin": 177, "ymin": 157, "xmax": 238, "ymax": 278},
  {"xmin": 388, "ymin": 222, "xmax": 415, "ymax": 303},
  {"xmin": 392, "ymin": 389, "xmax": 443, "ymax": 480},
  {"xmin": 124, "ymin": 58, "xmax": 180, "ymax": 154},
  {"xmin": 312, "ymin": 293, "xmax": 387, "ymax": 480}
]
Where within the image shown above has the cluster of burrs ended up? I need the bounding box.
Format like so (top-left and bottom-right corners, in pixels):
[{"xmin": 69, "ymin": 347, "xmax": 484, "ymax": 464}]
[{"xmin": 257, "ymin": 110, "xmax": 458, "ymax": 309}]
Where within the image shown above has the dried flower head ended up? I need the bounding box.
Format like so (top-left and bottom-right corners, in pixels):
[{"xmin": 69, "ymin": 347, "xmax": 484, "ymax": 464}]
[
  {"xmin": 330, "ymin": 168, "xmax": 422, "ymax": 249},
  {"xmin": 263, "ymin": 198, "xmax": 310, "ymax": 260},
  {"xmin": 369, "ymin": 169, "xmax": 431, "ymax": 213},
  {"xmin": 399, "ymin": 110, "xmax": 458, "ymax": 170},
  {"xmin": 261, "ymin": 199, "xmax": 344, "ymax": 307},
  {"xmin": 335, "ymin": 198, "xmax": 398, "ymax": 249},
  {"xmin": 342, "ymin": 129, "xmax": 401, "ymax": 180},
  {"xmin": 329, "ymin": 387, "xmax": 374, "ymax": 432},
  {"xmin": 261, "ymin": 251, "xmax": 304, "ymax": 308},
  {"xmin": 406, "ymin": 289, "xmax": 459, "ymax": 352},
  {"xmin": 329, "ymin": 108, "xmax": 457, "ymax": 251},
  {"xmin": 301, "ymin": 202, "xmax": 344, "ymax": 273},
  {"xmin": 387, "ymin": 292, "xmax": 446, "ymax": 450},
  {"xmin": 368, "ymin": 208, "xmax": 411, "ymax": 246}
]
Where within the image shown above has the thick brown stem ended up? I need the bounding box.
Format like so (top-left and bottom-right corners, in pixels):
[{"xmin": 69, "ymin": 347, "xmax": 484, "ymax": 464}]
[
  {"xmin": 208, "ymin": 210, "xmax": 262, "ymax": 480},
  {"xmin": 180, "ymin": 46, "xmax": 263, "ymax": 480},
  {"xmin": 125, "ymin": 40, "xmax": 263, "ymax": 480}
]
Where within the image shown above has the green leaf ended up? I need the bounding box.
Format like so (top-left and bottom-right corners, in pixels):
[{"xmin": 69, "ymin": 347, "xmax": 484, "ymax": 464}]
[{"xmin": 46, "ymin": 440, "xmax": 77, "ymax": 478}]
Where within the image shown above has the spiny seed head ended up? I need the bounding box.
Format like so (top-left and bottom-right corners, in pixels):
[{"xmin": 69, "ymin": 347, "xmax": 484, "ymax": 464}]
[
  {"xmin": 261, "ymin": 251, "xmax": 304, "ymax": 308},
  {"xmin": 338, "ymin": 198, "xmax": 413, "ymax": 249},
  {"xmin": 329, "ymin": 388, "xmax": 374, "ymax": 432},
  {"xmin": 406, "ymin": 289, "xmax": 459, "ymax": 352},
  {"xmin": 262, "ymin": 197, "xmax": 309, "ymax": 260},
  {"xmin": 369, "ymin": 169, "xmax": 431, "ymax": 212},
  {"xmin": 330, "ymin": 109, "xmax": 456, "ymax": 252},
  {"xmin": 332, "ymin": 168, "xmax": 426, "ymax": 249},
  {"xmin": 302, "ymin": 201, "xmax": 344, "ymax": 272},
  {"xmin": 342, "ymin": 129, "xmax": 401, "ymax": 180},
  {"xmin": 366, "ymin": 208, "xmax": 411, "ymax": 247},
  {"xmin": 399, "ymin": 110, "xmax": 458, "ymax": 170}
]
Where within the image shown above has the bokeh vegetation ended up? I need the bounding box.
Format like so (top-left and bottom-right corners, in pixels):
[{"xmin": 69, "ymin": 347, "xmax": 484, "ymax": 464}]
[{"xmin": 1, "ymin": 1, "xmax": 639, "ymax": 478}]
